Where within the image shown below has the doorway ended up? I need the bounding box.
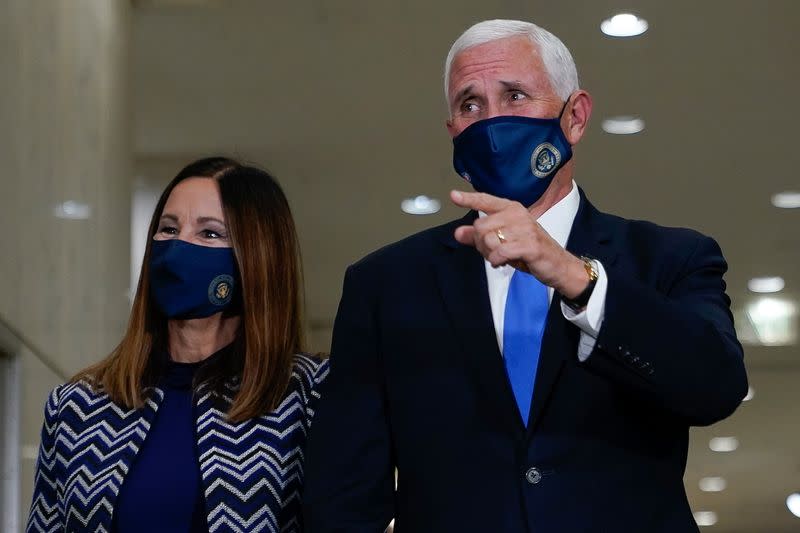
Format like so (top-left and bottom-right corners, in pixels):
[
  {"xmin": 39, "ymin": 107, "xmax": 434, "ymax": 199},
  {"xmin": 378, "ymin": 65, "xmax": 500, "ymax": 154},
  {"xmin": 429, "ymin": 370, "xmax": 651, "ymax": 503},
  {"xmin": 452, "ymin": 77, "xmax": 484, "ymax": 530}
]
[{"xmin": 0, "ymin": 350, "xmax": 21, "ymax": 532}]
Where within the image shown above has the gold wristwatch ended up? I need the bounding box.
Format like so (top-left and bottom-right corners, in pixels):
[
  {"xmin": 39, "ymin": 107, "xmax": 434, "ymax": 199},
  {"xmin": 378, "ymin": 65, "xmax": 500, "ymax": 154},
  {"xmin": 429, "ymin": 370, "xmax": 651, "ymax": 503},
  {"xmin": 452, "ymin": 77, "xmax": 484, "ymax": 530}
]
[{"xmin": 563, "ymin": 256, "xmax": 598, "ymax": 311}]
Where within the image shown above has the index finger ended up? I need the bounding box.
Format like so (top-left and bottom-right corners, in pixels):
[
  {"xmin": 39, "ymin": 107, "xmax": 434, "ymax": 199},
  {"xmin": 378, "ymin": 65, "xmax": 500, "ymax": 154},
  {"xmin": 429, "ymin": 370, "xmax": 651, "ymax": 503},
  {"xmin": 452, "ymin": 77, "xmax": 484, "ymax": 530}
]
[{"xmin": 450, "ymin": 190, "xmax": 514, "ymax": 214}]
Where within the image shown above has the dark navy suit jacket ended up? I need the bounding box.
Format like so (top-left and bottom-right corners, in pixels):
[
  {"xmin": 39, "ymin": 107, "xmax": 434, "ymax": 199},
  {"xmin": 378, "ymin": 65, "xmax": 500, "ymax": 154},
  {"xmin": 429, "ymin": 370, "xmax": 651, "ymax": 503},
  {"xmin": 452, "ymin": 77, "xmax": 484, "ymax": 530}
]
[{"xmin": 303, "ymin": 191, "xmax": 747, "ymax": 533}]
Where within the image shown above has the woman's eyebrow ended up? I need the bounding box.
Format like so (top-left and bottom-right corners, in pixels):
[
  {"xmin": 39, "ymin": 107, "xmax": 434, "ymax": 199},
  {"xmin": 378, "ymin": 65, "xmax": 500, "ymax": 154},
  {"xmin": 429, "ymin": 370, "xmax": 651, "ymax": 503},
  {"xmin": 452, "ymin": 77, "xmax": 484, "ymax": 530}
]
[{"xmin": 197, "ymin": 216, "xmax": 225, "ymax": 225}]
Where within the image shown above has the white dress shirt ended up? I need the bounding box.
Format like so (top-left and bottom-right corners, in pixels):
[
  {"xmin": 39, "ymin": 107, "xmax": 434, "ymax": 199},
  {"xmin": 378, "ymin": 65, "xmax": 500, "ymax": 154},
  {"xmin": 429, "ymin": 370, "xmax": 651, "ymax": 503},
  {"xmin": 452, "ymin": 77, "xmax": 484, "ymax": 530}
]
[{"xmin": 482, "ymin": 181, "xmax": 607, "ymax": 361}]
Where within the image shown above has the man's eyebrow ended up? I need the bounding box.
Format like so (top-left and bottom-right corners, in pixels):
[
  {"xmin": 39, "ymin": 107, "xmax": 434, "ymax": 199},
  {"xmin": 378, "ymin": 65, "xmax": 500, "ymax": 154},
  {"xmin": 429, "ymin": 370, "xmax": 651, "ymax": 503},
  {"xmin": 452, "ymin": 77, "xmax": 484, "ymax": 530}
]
[
  {"xmin": 453, "ymin": 84, "xmax": 476, "ymax": 104},
  {"xmin": 499, "ymin": 80, "xmax": 526, "ymax": 91}
]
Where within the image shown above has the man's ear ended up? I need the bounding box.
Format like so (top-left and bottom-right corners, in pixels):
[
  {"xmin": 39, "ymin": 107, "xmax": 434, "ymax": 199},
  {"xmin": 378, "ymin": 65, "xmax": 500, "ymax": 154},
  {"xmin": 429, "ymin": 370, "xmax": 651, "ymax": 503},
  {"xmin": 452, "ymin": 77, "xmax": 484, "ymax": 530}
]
[
  {"xmin": 446, "ymin": 117, "xmax": 458, "ymax": 139},
  {"xmin": 563, "ymin": 90, "xmax": 593, "ymax": 145}
]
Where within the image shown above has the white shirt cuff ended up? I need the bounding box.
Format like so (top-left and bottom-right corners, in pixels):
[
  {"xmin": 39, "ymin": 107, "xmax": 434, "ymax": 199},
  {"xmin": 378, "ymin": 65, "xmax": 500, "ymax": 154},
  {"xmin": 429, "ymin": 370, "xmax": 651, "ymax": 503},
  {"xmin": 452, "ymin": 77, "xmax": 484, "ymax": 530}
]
[{"xmin": 560, "ymin": 260, "xmax": 608, "ymax": 361}]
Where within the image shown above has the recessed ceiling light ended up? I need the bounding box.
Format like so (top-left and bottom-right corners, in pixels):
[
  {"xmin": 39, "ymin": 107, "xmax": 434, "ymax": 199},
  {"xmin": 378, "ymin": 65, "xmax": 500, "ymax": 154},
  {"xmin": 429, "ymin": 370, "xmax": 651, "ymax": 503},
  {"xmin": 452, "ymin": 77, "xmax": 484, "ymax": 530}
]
[
  {"xmin": 748, "ymin": 297, "xmax": 796, "ymax": 319},
  {"xmin": 693, "ymin": 511, "xmax": 718, "ymax": 526},
  {"xmin": 709, "ymin": 436, "xmax": 739, "ymax": 452},
  {"xmin": 787, "ymin": 493, "xmax": 800, "ymax": 518},
  {"xmin": 746, "ymin": 297, "xmax": 797, "ymax": 346},
  {"xmin": 699, "ymin": 477, "xmax": 727, "ymax": 492},
  {"xmin": 53, "ymin": 201, "xmax": 91, "ymax": 220},
  {"xmin": 748, "ymin": 276, "xmax": 785, "ymax": 294},
  {"xmin": 600, "ymin": 13, "xmax": 649, "ymax": 37},
  {"xmin": 601, "ymin": 116, "xmax": 645, "ymax": 135},
  {"xmin": 772, "ymin": 191, "xmax": 800, "ymax": 209},
  {"xmin": 401, "ymin": 195, "xmax": 441, "ymax": 215},
  {"xmin": 743, "ymin": 386, "xmax": 755, "ymax": 402}
]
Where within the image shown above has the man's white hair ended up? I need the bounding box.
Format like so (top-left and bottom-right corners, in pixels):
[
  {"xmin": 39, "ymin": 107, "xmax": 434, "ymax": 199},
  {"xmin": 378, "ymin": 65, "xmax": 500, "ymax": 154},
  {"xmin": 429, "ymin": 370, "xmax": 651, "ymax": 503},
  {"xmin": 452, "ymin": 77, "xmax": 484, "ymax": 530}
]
[{"xmin": 444, "ymin": 19, "xmax": 579, "ymax": 102}]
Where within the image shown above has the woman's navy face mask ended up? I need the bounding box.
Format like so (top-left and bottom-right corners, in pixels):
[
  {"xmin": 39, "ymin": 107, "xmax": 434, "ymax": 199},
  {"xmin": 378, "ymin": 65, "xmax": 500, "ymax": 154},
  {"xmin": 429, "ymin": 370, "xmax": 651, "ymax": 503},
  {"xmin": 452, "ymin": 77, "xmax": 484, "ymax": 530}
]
[{"xmin": 149, "ymin": 238, "xmax": 239, "ymax": 319}]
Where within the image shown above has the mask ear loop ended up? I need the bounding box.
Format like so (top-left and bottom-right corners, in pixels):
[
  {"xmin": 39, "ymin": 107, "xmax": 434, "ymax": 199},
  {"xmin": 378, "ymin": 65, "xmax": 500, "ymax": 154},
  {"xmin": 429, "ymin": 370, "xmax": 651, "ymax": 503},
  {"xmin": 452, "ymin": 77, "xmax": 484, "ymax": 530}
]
[
  {"xmin": 557, "ymin": 94, "xmax": 573, "ymax": 119},
  {"xmin": 556, "ymin": 95, "xmax": 575, "ymax": 144}
]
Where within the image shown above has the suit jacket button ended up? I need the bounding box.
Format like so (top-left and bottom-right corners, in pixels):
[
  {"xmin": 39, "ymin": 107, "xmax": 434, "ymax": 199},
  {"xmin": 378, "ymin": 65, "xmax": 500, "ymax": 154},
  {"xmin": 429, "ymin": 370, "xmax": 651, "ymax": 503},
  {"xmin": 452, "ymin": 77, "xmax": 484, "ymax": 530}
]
[{"xmin": 525, "ymin": 467, "xmax": 542, "ymax": 485}]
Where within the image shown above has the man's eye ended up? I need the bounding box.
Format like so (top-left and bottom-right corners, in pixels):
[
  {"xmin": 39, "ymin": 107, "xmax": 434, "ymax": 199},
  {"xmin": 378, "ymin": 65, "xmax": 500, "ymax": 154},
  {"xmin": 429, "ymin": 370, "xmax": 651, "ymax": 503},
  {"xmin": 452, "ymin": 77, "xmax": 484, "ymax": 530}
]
[
  {"xmin": 510, "ymin": 92, "xmax": 527, "ymax": 101},
  {"xmin": 461, "ymin": 101, "xmax": 479, "ymax": 113}
]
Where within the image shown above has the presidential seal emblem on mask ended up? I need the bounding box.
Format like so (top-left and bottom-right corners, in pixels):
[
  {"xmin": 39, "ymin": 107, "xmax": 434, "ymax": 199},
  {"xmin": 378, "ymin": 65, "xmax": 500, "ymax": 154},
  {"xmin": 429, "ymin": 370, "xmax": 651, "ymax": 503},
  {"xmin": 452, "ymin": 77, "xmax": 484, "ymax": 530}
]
[
  {"xmin": 531, "ymin": 143, "xmax": 561, "ymax": 178},
  {"xmin": 208, "ymin": 274, "xmax": 234, "ymax": 306}
]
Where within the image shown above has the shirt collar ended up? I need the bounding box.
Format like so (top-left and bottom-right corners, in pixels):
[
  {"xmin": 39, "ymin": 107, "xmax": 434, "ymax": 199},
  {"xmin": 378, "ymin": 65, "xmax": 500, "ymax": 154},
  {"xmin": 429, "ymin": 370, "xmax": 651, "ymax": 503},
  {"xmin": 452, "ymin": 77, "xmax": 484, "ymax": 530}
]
[{"xmin": 538, "ymin": 180, "xmax": 580, "ymax": 248}]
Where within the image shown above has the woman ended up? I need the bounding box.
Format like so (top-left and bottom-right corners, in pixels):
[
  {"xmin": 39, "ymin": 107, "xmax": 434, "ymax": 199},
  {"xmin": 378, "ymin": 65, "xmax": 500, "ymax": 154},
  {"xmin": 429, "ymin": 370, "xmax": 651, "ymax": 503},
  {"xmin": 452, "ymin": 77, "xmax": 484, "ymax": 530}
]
[{"xmin": 27, "ymin": 157, "xmax": 328, "ymax": 532}]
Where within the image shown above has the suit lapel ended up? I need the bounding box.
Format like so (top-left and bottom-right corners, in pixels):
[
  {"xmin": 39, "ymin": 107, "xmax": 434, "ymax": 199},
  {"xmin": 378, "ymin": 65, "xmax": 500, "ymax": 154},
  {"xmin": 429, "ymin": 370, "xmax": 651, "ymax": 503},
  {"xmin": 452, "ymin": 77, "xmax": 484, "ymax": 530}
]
[
  {"xmin": 433, "ymin": 212, "xmax": 525, "ymax": 435},
  {"xmin": 433, "ymin": 193, "xmax": 619, "ymax": 438},
  {"xmin": 526, "ymin": 190, "xmax": 618, "ymax": 436},
  {"xmin": 100, "ymin": 391, "xmax": 162, "ymax": 529},
  {"xmin": 61, "ymin": 385, "xmax": 162, "ymax": 531}
]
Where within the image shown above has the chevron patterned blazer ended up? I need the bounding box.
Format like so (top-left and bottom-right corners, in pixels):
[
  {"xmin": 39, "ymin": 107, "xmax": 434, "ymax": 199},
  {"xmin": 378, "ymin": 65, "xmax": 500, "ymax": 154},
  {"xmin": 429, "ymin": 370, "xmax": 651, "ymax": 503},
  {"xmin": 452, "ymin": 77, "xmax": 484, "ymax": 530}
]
[{"xmin": 27, "ymin": 354, "xmax": 329, "ymax": 533}]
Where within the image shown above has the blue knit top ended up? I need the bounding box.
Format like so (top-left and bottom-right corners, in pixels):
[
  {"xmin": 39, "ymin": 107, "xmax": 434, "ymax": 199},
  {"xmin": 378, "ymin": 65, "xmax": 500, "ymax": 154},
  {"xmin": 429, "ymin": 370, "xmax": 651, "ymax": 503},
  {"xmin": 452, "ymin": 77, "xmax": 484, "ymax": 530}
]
[{"xmin": 111, "ymin": 356, "xmax": 207, "ymax": 532}]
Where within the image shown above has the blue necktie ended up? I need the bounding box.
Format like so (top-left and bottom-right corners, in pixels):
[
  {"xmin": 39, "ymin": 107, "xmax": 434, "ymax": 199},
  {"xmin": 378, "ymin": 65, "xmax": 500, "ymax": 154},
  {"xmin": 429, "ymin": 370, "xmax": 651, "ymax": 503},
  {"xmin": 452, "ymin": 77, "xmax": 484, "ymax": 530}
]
[{"xmin": 503, "ymin": 269, "xmax": 549, "ymax": 427}]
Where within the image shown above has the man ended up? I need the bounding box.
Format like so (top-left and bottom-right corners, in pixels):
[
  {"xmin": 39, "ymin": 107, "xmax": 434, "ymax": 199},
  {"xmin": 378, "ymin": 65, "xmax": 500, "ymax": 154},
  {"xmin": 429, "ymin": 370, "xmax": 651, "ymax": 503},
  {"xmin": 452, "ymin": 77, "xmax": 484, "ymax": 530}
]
[{"xmin": 303, "ymin": 19, "xmax": 747, "ymax": 533}]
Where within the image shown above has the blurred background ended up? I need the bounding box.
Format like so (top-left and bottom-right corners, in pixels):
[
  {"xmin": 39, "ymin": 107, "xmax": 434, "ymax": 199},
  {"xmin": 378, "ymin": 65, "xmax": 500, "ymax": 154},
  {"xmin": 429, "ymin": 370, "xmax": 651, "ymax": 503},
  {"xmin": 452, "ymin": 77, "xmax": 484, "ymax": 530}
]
[{"xmin": 1, "ymin": 0, "xmax": 798, "ymax": 531}]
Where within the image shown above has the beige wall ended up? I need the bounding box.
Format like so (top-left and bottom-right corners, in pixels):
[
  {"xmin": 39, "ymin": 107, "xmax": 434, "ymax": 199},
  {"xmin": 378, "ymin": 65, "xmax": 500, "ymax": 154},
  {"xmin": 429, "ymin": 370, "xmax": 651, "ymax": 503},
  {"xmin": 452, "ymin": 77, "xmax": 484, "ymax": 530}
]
[{"xmin": 0, "ymin": 1, "xmax": 132, "ymax": 529}]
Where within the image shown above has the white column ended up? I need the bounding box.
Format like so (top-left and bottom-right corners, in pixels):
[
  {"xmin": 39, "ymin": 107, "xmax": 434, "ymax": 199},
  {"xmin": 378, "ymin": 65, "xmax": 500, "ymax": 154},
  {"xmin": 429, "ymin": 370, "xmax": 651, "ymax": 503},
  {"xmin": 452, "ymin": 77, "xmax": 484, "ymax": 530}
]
[{"xmin": 0, "ymin": 1, "xmax": 132, "ymax": 528}]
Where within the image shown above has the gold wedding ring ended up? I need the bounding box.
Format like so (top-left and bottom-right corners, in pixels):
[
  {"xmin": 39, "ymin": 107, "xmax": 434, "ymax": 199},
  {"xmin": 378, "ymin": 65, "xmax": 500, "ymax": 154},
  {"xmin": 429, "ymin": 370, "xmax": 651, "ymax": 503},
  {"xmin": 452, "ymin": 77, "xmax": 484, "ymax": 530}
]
[{"xmin": 495, "ymin": 228, "xmax": 507, "ymax": 244}]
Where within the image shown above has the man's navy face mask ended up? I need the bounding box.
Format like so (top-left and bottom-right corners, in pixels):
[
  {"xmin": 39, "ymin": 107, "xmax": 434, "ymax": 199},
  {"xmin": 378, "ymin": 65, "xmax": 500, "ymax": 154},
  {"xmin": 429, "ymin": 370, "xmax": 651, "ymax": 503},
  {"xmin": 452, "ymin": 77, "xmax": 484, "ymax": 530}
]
[
  {"xmin": 149, "ymin": 239, "xmax": 240, "ymax": 319},
  {"xmin": 452, "ymin": 98, "xmax": 572, "ymax": 207}
]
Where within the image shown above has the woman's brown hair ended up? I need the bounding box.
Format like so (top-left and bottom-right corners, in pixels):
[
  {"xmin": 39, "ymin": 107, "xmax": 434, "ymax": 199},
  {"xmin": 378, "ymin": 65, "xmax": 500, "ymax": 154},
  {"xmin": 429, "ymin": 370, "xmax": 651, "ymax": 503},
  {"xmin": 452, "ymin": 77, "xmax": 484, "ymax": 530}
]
[{"xmin": 73, "ymin": 157, "xmax": 305, "ymax": 422}]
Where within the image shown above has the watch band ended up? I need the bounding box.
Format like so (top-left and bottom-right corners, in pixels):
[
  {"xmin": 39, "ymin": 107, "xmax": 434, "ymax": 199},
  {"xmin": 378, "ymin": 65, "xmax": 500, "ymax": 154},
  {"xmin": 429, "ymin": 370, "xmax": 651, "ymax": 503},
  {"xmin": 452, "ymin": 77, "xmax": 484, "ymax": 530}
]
[{"xmin": 563, "ymin": 256, "xmax": 598, "ymax": 311}]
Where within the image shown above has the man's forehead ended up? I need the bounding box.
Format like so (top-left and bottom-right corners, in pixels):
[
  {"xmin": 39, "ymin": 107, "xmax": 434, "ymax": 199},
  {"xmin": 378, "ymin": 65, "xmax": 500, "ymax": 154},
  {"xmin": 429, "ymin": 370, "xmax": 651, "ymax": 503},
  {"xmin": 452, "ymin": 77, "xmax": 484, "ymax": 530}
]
[
  {"xmin": 448, "ymin": 37, "xmax": 548, "ymax": 97},
  {"xmin": 451, "ymin": 36, "xmax": 539, "ymax": 68}
]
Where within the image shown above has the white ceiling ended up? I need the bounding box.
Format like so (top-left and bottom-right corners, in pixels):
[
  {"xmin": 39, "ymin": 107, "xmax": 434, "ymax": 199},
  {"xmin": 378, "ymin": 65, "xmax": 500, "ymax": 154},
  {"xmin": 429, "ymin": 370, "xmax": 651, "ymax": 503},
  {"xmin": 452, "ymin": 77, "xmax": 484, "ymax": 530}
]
[{"xmin": 132, "ymin": 1, "xmax": 800, "ymax": 530}]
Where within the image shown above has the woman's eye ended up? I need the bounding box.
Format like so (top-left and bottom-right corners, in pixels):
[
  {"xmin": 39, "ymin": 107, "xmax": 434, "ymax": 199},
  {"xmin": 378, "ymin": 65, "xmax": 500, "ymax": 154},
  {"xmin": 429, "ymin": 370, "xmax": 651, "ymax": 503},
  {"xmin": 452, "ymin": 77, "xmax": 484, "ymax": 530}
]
[
  {"xmin": 159, "ymin": 226, "xmax": 178, "ymax": 235},
  {"xmin": 202, "ymin": 229, "xmax": 223, "ymax": 239}
]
